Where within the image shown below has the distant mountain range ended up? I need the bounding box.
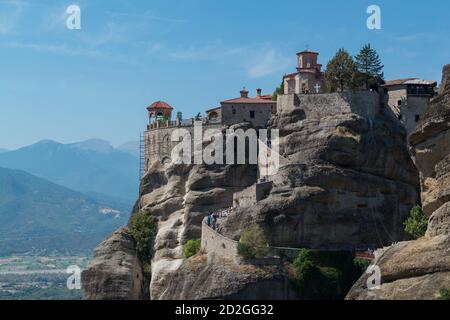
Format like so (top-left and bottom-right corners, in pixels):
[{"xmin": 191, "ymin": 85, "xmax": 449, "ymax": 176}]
[
  {"xmin": 0, "ymin": 167, "xmax": 130, "ymax": 256},
  {"xmin": 0, "ymin": 139, "xmax": 139, "ymax": 204},
  {"xmin": 117, "ymin": 141, "xmax": 140, "ymax": 159},
  {"xmin": 0, "ymin": 148, "xmax": 8, "ymax": 153}
]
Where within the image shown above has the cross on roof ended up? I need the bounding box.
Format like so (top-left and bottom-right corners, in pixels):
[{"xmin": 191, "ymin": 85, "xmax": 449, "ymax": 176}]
[{"xmin": 314, "ymin": 83, "xmax": 321, "ymax": 93}]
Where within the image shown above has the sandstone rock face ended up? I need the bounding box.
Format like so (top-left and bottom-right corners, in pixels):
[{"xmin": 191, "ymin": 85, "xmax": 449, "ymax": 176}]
[
  {"xmin": 82, "ymin": 228, "xmax": 144, "ymax": 300},
  {"xmin": 347, "ymin": 65, "xmax": 450, "ymax": 300},
  {"xmin": 157, "ymin": 254, "xmax": 299, "ymax": 300},
  {"xmin": 85, "ymin": 90, "xmax": 420, "ymax": 300},
  {"xmin": 140, "ymin": 161, "xmax": 257, "ymax": 300},
  {"xmin": 221, "ymin": 99, "xmax": 419, "ymax": 250}
]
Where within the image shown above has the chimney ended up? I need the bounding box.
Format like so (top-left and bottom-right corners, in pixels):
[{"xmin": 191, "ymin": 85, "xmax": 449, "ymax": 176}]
[
  {"xmin": 256, "ymin": 88, "xmax": 262, "ymax": 97},
  {"xmin": 240, "ymin": 87, "xmax": 249, "ymax": 98}
]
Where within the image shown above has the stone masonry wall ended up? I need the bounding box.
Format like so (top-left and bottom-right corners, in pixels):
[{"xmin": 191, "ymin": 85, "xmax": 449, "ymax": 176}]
[
  {"xmin": 201, "ymin": 223, "xmax": 240, "ymax": 263},
  {"xmin": 144, "ymin": 123, "xmax": 222, "ymax": 170},
  {"xmin": 277, "ymin": 91, "xmax": 380, "ymax": 119}
]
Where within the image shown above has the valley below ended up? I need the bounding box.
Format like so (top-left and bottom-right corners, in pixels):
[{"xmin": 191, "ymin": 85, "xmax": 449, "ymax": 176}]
[{"xmin": 0, "ymin": 254, "xmax": 90, "ymax": 300}]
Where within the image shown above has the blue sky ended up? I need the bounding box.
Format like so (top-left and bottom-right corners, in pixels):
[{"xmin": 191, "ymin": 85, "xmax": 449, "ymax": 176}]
[{"xmin": 0, "ymin": 0, "xmax": 449, "ymax": 149}]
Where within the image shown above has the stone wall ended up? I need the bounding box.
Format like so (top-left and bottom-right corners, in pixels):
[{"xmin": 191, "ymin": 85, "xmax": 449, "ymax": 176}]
[
  {"xmin": 277, "ymin": 91, "xmax": 380, "ymax": 119},
  {"xmin": 201, "ymin": 223, "xmax": 240, "ymax": 263},
  {"xmin": 221, "ymin": 102, "xmax": 276, "ymax": 128},
  {"xmin": 232, "ymin": 182, "xmax": 273, "ymax": 208},
  {"xmin": 384, "ymin": 86, "xmax": 431, "ymax": 136},
  {"xmin": 144, "ymin": 123, "xmax": 222, "ymax": 170}
]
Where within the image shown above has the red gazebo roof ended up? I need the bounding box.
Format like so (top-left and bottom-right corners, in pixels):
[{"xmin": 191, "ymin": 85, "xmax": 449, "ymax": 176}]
[{"xmin": 146, "ymin": 101, "xmax": 174, "ymax": 111}]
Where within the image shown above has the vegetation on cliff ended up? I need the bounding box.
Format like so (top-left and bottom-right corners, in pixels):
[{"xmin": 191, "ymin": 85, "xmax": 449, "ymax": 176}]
[
  {"xmin": 129, "ymin": 211, "xmax": 158, "ymax": 262},
  {"xmin": 183, "ymin": 239, "xmax": 201, "ymax": 259},
  {"xmin": 354, "ymin": 43, "xmax": 384, "ymax": 90},
  {"xmin": 439, "ymin": 288, "xmax": 450, "ymax": 300},
  {"xmin": 290, "ymin": 249, "xmax": 363, "ymax": 300},
  {"xmin": 237, "ymin": 225, "xmax": 269, "ymax": 260},
  {"xmin": 404, "ymin": 205, "xmax": 428, "ymax": 239},
  {"xmin": 324, "ymin": 44, "xmax": 384, "ymax": 92}
]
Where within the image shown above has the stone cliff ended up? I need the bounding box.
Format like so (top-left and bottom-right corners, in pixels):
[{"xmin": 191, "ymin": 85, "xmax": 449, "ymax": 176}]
[
  {"xmin": 83, "ymin": 91, "xmax": 420, "ymax": 300},
  {"xmin": 346, "ymin": 65, "xmax": 450, "ymax": 300},
  {"xmin": 81, "ymin": 228, "xmax": 144, "ymax": 300},
  {"xmin": 221, "ymin": 94, "xmax": 419, "ymax": 249}
]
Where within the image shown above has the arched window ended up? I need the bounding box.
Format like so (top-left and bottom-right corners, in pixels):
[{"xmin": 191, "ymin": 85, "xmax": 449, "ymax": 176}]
[{"xmin": 162, "ymin": 135, "xmax": 170, "ymax": 155}]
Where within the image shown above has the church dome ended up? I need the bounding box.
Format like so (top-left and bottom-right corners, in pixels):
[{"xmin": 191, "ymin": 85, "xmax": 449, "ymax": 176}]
[{"xmin": 147, "ymin": 101, "xmax": 174, "ymax": 111}]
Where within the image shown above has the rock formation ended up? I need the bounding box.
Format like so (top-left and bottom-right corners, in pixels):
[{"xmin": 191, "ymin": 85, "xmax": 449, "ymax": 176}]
[
  {"xmin": 221, "ymin": 99, "xmax": 419, "ymax": 249},
  {"xmin": 346, "ymin": 65, "xmax": 450, "ymax": 300},
  {"xmin": 83, "ymin": 91, "xmax": 421, "ymax": 300},
  {"xmin": 81, "ymin": 228, "xmax": 144, "ymax": 300}
]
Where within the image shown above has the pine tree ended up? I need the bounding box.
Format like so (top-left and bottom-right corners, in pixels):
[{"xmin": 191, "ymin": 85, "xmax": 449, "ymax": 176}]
[
  {"xmin": 324, "ymin": 49, "xmax": 357, "ymax": 92},
  {"xmin": 354, "ymin": 44, "xmax": 384, "ymax": 90}
]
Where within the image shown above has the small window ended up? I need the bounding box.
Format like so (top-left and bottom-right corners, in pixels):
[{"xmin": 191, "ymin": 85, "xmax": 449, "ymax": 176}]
[
  {"xmin": 415, "ymin": 115, "xmax": 420, "ymax": 122},
  {"xmin": 398, "ymin": 100, "xmax": 402, "ymax": 106},
  {"xmin": 250, "ymin": 111, "xmax": 255, "ymax": 119}
]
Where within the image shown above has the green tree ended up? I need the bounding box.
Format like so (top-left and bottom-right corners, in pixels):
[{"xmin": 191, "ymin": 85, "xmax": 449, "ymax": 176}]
[
  {"xmin": 353, "ymin": 257, "xmax": 371, "ymax": 272},
  {"xmin": 404, "ymin": 205, "xmax": 428, "ymax": 239},
  {"xmin": 237, "ymin": 225, "xmax": 269, "ymax": 259},
  {"xmin": 324, "ymin": 49, "xmax": 357, "ymax": 92},
  {"xmin": 439, "ymin": 288, "xmax": 450, "ymax": 300},
  {"xmin": 354, "ymin": 43, "xmax": 384, "ymax": 90},
  {"xmin": 183, "ymin": 239, "xmax": 201, "ymax": 259},
  {"xmin": 293, "ymin": 249, "xmax": 320, "ymax": 287},
  {"xmin": 129, "ymin": 212, "xmax": 158, "ymax": 262},
  {"xmin": 292, "ymin": 249, "xmax": 340, "ymax": 299},
  {"xmin": 272, "ymin": 79, "xmax": 285, "ymax": 101}
]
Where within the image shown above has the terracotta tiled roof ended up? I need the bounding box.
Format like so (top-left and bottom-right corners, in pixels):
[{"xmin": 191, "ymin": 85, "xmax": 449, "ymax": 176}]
[
  {"xmin": 147, "ymin": 101, "xmax": 174, "ymax": 111},
  {"xmin": 259, "ymin": 94, "xmax": 273, "ymax": 100}
]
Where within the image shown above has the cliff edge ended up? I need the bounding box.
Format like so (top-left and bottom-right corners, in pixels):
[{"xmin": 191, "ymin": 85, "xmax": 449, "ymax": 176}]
[{"xmin": 346, "ymin": 65, "xmax": 450, "ymax": 300}]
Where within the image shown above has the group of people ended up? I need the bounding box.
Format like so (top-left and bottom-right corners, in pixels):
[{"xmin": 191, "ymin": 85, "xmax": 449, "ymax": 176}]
[{"xmin": 204, "ymin": 207, "xmax": 232, "ymax": 231}]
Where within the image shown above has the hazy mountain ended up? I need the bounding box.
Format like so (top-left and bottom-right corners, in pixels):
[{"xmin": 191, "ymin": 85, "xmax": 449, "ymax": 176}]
[
  {"xmin": 117, "ymin": 141, "xmax": 139, "ymax": 159},
  {"xmin": 0, "ymin": 167, "xmax": 130, "ymax": 256},
  {"xmin": 68, "ymin": 139, "xmax": 115, "ymax": 154},
  {"xmin": 0, "ymin": 140, "xmax": 139, "ymax": 203}
]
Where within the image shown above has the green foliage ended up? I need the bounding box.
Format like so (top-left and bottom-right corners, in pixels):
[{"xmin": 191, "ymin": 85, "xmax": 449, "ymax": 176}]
[
  {"xmin": 324, "ymin": 48, "xmax": 357, "ymax": 92},
  {"xmin": 129, "ymin": 212, "xmax": 158, "ymax": 262},
  {"xmin": 272, "ymin": 79, "xmax": 285, "ymax": 101},
  {"xmin": 353, "ymin": 257, "xmax": 371, "ymax": 272},
  {"xmin": 237, "ymin": 225, "xmax": 269, "ymax": 259},
  {"xmin": 404, "ymin": 205, "xmax": 428, "ymax": 239},
  {"xmin": 354, "ymin": 43, "xmax": 384, "ymax": 90},
  {"xmin": 291, "ymin": 249, "xmax": 341, "ymax": 300},
  {"xmin": 290, "ymin": 250, "xmax": 364, "ymax": 300},
  {"xmin": 439, "ymin": 288, "xmax": 450, "ymax": 300},
  {"xmin": 142, "ymin": 263, "xmax": 152, "ymax": 280},
  {"xmin": 183, "ymin": 239, "xmax": 201, "ymax": 259}
]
